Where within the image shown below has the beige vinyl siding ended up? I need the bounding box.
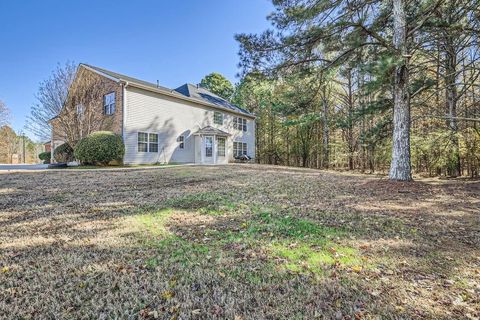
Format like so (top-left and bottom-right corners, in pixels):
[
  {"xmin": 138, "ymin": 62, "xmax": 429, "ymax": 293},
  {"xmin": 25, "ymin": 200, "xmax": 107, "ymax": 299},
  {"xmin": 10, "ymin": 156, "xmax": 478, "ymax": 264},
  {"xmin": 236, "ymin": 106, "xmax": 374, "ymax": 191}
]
[{"xmin": 123, "ymin": 86, "xmax": 255, "ymax": 164}]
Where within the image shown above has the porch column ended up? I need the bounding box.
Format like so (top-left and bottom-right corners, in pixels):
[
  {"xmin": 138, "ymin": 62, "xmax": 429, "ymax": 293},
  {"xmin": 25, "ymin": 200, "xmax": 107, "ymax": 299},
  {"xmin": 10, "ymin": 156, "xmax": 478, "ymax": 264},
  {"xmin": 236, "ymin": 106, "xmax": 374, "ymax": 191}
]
[
  {"xmin": 213, "ymin": 134, "xmax": 217, "ymax": 164},
  {"xmin": 200, "ymin": 135, "xmax": 204, "ymax": 164}
]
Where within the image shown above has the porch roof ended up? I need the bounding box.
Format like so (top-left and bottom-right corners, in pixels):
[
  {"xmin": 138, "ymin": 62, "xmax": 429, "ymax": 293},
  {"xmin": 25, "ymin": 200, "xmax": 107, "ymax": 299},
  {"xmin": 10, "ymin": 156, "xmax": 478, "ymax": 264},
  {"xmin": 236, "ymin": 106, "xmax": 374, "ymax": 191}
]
[{"xmin": 193, "ymin": 126, "xmax": 231, "ymax": 136}]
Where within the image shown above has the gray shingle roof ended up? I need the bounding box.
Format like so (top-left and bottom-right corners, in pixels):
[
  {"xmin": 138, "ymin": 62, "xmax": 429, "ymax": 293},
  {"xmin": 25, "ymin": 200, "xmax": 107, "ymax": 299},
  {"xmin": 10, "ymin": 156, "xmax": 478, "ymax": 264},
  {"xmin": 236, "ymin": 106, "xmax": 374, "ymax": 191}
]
[
  {"xmin": 174, "ymin": 83, "xmax": 252, "ymax": 117},
  {"xmin": 81, "ymin": 64, "xmax": 174, "ymax": 94},
  {"xmin": 81, "ymin": 64, "xmax": 254, "ymax": 117}
]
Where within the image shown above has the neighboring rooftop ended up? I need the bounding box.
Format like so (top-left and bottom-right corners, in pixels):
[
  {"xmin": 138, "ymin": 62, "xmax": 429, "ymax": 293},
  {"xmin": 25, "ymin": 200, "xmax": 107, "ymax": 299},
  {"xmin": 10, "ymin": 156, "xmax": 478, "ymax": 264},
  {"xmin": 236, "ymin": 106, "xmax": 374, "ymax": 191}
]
[{"xmin": 81, "ymin": 64, "xmax": 254, "ymax": 117}]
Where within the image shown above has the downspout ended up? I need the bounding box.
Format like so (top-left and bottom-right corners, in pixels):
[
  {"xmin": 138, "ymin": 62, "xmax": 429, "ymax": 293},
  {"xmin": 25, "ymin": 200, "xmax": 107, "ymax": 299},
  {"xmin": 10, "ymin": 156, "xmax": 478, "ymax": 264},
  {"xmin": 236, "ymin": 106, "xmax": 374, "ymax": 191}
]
[
  {"xmin": 51, "ymin": 127, "xmax": 54, "ymax": 164},
  {"xmin": 122, "ymin": 81, "xmax": 129, "ymax": 141}
]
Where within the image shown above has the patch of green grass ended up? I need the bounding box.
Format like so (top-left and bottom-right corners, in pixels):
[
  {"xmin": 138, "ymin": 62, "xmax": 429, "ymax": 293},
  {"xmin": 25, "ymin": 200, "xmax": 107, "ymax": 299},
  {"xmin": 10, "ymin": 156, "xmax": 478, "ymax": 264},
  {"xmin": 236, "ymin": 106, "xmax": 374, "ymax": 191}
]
[
  {"xmin": 145, "ymin": 257, "xmax": 160, "ymax": 269},
  {"xmin": 129, "ymin": 203, "xmax": 367, "ymax": 277},
  {"xmin": 255, "ymin": 212, "xmax": 343, "ymax": 241},
  {"xmin": 129, "ymin": 207, "xmax": 211, "ymax": 267},
  {"xmin": 165, "ymin": 192, "xmax": 239, "ymax": 215},
  {"xmin": 270, "ymin": 242, "xmax": 363, "ymax": 274},
  {"xmin": 153, "ymin": 237, "xmax": 210, "ymax": 267},
  {"xmin": 213, "ymin": 210, "xmax": 344, "ymax": 244},
  {"xmin": 132, "ymin": 208, "xmax": 173, "ymax": 237},
  {"xmin": 171, "ymin": 168, "xmax": 198, "ymax": 177}
]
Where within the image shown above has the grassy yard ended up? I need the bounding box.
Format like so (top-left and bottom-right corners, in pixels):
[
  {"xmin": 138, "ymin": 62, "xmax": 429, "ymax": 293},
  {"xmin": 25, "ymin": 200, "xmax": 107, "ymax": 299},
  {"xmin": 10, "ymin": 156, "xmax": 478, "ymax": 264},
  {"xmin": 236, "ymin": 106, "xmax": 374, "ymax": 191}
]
[{"xmin": 0, "ymin": 165, "xmax": 478, "ymax": 319}]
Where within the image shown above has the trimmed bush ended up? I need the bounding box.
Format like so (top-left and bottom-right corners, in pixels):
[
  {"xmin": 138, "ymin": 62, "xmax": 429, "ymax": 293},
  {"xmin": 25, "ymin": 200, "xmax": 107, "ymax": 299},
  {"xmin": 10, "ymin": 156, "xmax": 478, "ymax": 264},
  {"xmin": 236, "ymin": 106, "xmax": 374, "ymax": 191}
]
[
  {"xmin": 54, "ymin": 143, "xmax": 74, "ymax": 163},
  {"xmin": 38, "ymin": 151, "xmax": 51, "ymax": 164},
  {"xmin": 74, "ymin": 131, "xmax": 124, "ymax": 166}
]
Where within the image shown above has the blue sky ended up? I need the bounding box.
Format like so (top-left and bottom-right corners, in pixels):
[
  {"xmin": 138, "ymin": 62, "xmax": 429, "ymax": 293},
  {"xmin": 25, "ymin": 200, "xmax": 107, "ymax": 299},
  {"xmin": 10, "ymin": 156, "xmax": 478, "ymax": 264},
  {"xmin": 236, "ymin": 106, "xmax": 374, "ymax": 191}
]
[{"xmin": 0, "ymin": 0, "xmax": 273, "ymax": 140}]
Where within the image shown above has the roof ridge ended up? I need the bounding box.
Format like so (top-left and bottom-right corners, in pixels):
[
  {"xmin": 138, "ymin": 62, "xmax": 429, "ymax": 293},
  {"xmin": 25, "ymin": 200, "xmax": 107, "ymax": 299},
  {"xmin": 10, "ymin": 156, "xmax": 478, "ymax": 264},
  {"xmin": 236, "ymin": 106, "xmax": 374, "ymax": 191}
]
[{"xmin": 80, "ymin": 64, "xmax": 254, "ymax": 117}]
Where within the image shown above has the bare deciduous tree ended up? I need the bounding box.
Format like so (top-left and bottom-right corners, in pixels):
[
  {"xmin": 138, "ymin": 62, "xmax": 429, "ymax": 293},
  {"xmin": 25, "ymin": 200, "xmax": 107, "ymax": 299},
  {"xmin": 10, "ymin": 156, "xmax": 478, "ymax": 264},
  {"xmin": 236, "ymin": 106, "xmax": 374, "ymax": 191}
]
[
  {"xmin": 53, "ymin": 67, "xmax": 109, "ymax": 147},
  {"xmin": 0, "ymin": 126, "xmax": 19, "ymax": 163},
  {"xmin": 26, "ymin": 62, "xmax": 76, "ymax": 142},
  {"xmin": 0, "ymin": 100, "xmax": 10, "ymax": 127}
]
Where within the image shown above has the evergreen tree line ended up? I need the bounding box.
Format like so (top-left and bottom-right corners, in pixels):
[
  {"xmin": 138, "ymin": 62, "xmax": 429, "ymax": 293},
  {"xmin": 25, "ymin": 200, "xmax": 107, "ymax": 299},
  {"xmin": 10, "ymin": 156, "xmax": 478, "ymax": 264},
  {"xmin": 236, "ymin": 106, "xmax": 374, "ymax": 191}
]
[{"xmin": 231, "ymin": 0, "xmax": 480, "ymax": 178}]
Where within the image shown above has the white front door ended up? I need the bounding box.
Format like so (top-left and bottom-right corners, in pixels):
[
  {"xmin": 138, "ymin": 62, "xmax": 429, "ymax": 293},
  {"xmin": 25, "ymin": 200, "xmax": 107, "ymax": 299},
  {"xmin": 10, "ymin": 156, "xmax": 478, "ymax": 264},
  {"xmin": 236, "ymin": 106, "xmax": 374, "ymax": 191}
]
[{"xmin": 203, "ymin": 136, "xmax": 214, "ymax": 164}]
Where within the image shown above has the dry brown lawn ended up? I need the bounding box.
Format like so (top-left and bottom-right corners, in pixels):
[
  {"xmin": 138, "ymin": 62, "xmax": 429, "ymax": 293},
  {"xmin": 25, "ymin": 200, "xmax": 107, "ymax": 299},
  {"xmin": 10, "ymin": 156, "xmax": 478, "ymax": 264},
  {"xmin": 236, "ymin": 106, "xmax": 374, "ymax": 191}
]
[{"xmin": 0, "ymin": 164, "xmax": 479, "ymax": 319}]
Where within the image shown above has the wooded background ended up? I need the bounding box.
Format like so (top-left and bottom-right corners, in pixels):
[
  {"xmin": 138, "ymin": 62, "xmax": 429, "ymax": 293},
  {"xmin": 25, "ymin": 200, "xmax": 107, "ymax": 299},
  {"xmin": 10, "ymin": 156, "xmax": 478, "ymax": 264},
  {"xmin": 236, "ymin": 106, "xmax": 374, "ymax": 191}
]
[{"xmin": 231, "ymin": 0, "xmax": 479, "ymax": 178}]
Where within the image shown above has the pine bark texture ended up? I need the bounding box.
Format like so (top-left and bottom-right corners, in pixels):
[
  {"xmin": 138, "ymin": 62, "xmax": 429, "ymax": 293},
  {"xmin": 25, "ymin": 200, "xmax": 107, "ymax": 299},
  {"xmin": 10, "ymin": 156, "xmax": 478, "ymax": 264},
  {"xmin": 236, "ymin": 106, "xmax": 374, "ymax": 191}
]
[
  {"xmin": 389, "ymin": 0, "xmax": 413, "ymax": 181},
  {"xmin": 444, "ymin": 35, "xmax": 461, "ymax": 177}
]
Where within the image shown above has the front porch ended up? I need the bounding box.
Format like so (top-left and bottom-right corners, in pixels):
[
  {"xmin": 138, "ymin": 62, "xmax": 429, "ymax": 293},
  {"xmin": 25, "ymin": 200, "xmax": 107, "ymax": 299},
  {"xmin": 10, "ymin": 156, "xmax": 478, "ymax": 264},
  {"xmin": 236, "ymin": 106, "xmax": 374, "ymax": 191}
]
[{"xmin": 193, "ymin": 126, "xmax": 230, "ymax": 165}]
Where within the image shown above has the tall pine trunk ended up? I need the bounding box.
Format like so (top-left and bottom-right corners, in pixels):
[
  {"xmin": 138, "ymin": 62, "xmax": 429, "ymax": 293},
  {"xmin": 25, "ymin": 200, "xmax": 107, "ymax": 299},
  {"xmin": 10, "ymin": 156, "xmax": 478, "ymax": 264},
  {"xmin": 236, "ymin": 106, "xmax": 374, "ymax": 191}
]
[
  {"xmin": 445, "ymin": 45, "xmax": 460, "ymax": 176},
  {"xmin": 322, "ymin": 96, "xmax": 329, "ymax": 169},
  {"xmin": 444, "ymin": 30, "xmax": 461, "ymax": 177},
  {"xmin": 389, "ymin": 0, "xmax": 412, "ymax": 181},
  {"xmin": 347, "ymin": 68, "xmax": 354, "ymax": 170}
]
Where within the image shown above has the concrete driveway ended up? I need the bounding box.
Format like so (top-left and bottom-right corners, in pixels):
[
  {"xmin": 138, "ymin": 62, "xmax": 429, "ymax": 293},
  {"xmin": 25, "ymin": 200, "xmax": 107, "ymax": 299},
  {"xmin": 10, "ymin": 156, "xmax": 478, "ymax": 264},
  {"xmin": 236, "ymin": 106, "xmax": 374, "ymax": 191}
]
[{"xmin": 0, "ymin": 164, "xmax": 49, "ymax": 171}]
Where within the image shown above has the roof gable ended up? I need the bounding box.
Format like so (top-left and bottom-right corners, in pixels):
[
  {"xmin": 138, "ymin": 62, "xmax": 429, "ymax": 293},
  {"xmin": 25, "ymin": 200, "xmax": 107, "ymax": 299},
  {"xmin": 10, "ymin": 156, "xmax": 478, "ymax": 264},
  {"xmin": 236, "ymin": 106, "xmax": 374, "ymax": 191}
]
[{"xmin": 80, "ymin": 64, "xmax": 254, "ymax": 118}]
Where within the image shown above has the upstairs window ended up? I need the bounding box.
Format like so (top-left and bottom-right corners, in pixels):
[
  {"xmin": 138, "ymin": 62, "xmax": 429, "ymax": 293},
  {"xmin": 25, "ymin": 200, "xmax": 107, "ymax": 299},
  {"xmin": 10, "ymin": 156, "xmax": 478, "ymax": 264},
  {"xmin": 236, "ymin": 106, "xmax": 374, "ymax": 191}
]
[
  {"xmin": 178, "ymin": 135, "xmax": 185, "ymax": 149},
  {"xmin": 103, "ymin": 92, "xmax": 116, "ymax": 115},
  {"xmin": 138, "ymin": 132, "xmax": 158, "ymax": 153},
  {"xmin": 234, "ymin": 117, "xmax": 247, "ymax": 131},
  {"xmin": 214, "ymin": 111, "xmax": 223, "ymax": 125}
]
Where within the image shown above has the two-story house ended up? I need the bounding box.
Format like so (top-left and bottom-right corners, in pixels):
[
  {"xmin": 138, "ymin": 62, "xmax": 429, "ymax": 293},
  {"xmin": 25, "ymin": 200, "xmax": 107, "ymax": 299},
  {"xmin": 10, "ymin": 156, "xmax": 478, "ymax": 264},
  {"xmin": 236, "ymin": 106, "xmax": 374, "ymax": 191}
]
[{"xmin": 50, "ymin": 64, "xmax": 255, "ymax": 165}]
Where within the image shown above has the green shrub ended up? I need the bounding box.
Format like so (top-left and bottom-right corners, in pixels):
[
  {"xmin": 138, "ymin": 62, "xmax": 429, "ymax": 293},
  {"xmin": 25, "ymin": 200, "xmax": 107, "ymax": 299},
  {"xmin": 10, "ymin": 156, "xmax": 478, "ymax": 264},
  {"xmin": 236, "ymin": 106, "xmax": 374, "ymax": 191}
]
[
  {"xmin": 53, "ymin": 143, "xmax": 74, "ymax": 163},
  {"xmin": 74, "ymin": 131, "xmax": 124, "ymax": 166},
  {"xmin": 39, "ymin": 151, "xmax": 51, "ymax": 161}
]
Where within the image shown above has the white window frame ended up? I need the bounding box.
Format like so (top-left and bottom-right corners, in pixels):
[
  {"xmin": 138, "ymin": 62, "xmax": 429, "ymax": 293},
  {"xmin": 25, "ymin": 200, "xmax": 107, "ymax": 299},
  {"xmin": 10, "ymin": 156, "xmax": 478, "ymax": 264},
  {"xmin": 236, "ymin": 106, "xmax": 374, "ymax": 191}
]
[
  {"xmin": 103, "ymin": 92, "xmax": 116, "ymax": 115},
  {"xmin": 214, "ymin": 111, "xmax": 224, "ymax": 125},
  {"xmin": 217, "ymin": 137, "xmax": 226, "ymax": 157},
  {"xmin": 205, "ymin": 136, "xmax": 213, "ymax": 157},
  {"xmin": 149, "ymin": 133, "xmax": 159, "ymax": 153},
  {"xmin": 138, "ymin": 132, "xmax": 158, "ymax": 153},
  {"xmin": 233, "ymin": 141, "xmax": 247, "ymax": 157},
  {"xmin": 234, "ymin": 117, "xmax": 247, "ymax": 132},
  {"xmin": 138, "ymin": 132, "xmax": 148, "ymax": 153}
]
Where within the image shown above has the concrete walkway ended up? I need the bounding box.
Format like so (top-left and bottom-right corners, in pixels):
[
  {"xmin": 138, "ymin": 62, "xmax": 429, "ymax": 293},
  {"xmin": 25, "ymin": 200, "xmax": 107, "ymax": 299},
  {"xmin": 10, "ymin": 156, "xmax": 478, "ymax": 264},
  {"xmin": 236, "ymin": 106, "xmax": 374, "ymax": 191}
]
[
  {"xmin": 0, "ymin": 164, "xmax": 49, "ymax": 171},
  {"xmin": 0, "ymin": 163, "xmax": 196, "ymax": 173}
]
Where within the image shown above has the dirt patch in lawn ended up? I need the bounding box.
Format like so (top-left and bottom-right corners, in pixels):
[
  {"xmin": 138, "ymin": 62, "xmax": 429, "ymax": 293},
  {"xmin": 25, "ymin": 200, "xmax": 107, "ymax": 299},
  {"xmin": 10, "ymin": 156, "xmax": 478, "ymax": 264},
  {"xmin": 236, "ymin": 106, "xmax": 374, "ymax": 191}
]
[{"xmin": 0, "ymin": 165, "xmax": 479, "ymax": 319}]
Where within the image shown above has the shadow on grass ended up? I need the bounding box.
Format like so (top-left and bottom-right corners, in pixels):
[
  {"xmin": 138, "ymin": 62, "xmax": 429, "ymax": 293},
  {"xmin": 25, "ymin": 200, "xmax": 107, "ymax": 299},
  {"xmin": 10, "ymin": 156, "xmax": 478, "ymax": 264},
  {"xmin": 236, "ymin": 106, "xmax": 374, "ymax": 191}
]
[{"xmin": 2, "ymin": 167, "xmax": 477, "ymax": 319}]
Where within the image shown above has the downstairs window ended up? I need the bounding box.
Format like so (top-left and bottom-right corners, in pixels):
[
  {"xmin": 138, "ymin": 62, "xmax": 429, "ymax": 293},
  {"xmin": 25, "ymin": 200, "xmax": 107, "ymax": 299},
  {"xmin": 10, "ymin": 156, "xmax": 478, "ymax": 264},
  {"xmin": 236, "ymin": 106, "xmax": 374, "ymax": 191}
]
[
  {"xmin": 138, "ymin": 132, "xmax": 158, "ymax": 153},
  {"xmin": 233, "ymin": 142, "xmax": 247, "ymax": 157}
]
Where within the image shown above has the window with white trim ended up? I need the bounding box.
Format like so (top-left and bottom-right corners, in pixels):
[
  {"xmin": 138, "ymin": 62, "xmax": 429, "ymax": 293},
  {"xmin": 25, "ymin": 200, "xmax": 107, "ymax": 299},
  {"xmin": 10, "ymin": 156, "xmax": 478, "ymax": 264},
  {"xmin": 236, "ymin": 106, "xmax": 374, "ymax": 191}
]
[
  {"xmin": 149, "ymin": 133, "xmax": 158, "ymax": 152},
  {"xmin": 233, "ymin": 142, "xmax": 247, "ymax": 157},
  {"xmin": 214, "ymin": 111, "xmax": 223, "ymax": 125},
  {"xmin": 178, "ymin": 135, "xmax": 184, "ymax": 149},
  {"xmin": 234, "ymin": 117, "xmax": 247, "ymax": 131},
  {"xmin": 138, "ymin": 132, "xmax": 148, "ymax": 152},
  {"xmin": 138, "ymin": 132, "xmax": 158, "ymax": 153},
  {"xmin": 217, "ymin": 137, "xmax": 225, "ymax": 156},
  {"xmin": 103, "ymin": 92, "xmax": 116, "ymax": 115}
]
